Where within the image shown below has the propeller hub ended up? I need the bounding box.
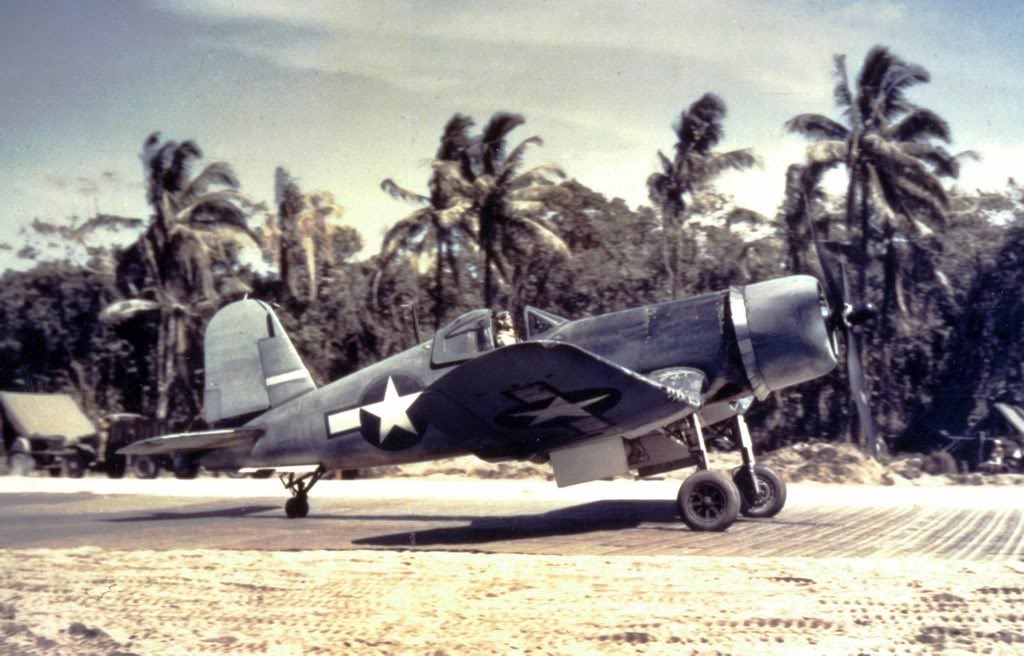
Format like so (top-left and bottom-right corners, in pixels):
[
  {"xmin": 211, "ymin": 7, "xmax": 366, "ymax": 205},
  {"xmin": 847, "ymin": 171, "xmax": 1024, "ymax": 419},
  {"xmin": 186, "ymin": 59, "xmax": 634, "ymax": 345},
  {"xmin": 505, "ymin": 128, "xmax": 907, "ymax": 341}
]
[{"xmin": 844, "ymin": 303, "xmax": 877, "ymax": 327}]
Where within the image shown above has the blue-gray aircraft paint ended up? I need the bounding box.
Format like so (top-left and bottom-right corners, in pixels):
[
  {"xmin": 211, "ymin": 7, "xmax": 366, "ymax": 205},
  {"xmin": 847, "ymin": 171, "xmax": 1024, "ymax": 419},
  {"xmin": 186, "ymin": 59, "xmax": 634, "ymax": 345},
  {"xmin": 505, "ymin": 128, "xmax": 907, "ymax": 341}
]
[{"xmin": 195, "ymin": 274, "xmax": 835, "ymax": 472}]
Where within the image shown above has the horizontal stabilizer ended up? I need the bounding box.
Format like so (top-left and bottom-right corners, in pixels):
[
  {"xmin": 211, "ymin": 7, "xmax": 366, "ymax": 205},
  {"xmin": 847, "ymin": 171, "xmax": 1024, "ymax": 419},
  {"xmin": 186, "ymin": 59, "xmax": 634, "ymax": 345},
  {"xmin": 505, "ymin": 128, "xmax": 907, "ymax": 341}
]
[{"xmin": 118, "ymin": 427, "xmax": 263, "ymax": 456}]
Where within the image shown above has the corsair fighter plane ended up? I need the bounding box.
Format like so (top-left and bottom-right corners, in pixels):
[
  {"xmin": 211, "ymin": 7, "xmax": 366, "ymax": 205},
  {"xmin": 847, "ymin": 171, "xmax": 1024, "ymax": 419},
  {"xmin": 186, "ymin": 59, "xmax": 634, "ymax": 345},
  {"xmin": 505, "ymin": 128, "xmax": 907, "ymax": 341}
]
[{"xmin": 121, "ymin": 274, "xmax": 851, "ymax": 531}]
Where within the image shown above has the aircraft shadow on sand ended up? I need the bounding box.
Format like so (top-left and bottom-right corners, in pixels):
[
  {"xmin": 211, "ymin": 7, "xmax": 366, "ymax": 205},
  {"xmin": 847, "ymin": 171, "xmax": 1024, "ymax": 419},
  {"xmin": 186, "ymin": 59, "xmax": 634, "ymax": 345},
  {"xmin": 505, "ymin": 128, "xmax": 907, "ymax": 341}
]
[
  {"xmin": 351, "ymin": 499, "xmax": 691, "ymax": 547},
  {"xmin": 105, "ymin": 504, "xmax": 279, "ymax": 522}
]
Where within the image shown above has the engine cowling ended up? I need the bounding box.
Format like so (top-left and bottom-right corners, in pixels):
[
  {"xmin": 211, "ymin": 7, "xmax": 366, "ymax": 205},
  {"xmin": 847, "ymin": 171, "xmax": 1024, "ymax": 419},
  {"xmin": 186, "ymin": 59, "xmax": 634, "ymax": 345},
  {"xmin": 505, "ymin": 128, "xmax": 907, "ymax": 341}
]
[{"xmin": 731, "ymin": 275, "xmax": 837, "ymax": 399}]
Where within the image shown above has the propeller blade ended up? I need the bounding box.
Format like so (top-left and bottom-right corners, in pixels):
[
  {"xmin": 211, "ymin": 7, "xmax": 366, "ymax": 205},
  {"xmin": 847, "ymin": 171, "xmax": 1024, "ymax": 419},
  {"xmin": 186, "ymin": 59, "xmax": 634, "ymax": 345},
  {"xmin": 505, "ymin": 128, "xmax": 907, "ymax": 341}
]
[
  {"xmin": 807, "ymin": 214, "xmax": 844, "ymax": 323},
  {"xmin": 845, "ymin": 319, "xmax": 878, "ymax": 456}
]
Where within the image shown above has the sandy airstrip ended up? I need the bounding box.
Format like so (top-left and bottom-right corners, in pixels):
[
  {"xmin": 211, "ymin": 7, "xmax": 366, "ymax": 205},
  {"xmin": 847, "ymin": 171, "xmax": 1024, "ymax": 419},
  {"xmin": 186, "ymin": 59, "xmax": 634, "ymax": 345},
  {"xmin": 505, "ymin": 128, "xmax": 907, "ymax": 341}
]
[{"xmin": 3, "ymin": 446, "xmax": 1024, "ymax": 655}]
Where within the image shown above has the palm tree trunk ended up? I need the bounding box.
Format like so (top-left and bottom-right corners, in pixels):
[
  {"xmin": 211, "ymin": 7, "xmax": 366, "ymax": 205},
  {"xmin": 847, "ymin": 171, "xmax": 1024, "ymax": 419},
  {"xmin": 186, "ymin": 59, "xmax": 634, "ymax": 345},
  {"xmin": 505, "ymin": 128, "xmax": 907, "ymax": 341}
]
[
  {"xmin": 483, "ymin": 249, "xmax": 495, "ymax": 308},
  {"xmin": 156, "ymin": 312, "xmax": 173, "ymax": 421}
]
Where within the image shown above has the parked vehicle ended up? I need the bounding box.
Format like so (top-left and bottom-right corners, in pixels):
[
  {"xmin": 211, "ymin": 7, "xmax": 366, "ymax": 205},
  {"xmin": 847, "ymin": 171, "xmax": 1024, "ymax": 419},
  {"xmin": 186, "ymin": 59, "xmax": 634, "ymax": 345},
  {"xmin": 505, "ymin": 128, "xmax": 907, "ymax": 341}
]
[
  {"xmin": 923, "ymin": 403, "xmax": 1024, "ymax": 474},
  {"xmin": 0, "ymin": 391, "xmax": 98, "ymax": 477}
]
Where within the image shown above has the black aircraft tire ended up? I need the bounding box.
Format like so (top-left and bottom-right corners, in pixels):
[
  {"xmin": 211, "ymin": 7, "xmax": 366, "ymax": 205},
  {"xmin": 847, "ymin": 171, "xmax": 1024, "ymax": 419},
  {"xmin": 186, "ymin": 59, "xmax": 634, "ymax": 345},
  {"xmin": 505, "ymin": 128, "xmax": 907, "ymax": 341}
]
[
  {"xmin": 285, "ymin": 497, "xmax": 310, "ymax": 519},
  {"xmin": 131, "ymin": 456, "xmax": 160, "ymax": 479},
  {"xmin": 677, "ymin": 470, "xmax": 741, "ymax": 532},
  {"xmin": 734, "ymin": 466, "xmax": 787, "ymax": 518}
]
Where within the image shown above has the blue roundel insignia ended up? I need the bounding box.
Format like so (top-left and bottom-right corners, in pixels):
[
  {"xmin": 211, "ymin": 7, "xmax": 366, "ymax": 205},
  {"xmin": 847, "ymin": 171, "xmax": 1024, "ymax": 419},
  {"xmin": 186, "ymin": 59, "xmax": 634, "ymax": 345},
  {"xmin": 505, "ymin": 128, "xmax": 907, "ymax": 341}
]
[
  {"xmin": 495, "ymin": 385, "xmax": 621, "ymax": 430},
  {"xmin": 356, "ymin": 374, "xmax": 426, "ymax": 451}
]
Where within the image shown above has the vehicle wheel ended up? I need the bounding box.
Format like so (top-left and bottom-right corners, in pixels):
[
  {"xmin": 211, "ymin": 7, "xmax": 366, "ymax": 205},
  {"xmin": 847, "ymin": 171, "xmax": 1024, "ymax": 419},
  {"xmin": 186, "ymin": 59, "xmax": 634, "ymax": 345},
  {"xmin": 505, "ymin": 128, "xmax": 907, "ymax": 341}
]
[
  {"xmin": 9, "ymin": 452, "xmax": 35, "ymax": 476},
  {"xmin": 106, "ymin": 454, "xmax": 127, "ymax": 479},
  {"xmin": 131, "ymin": 456, "xmax": 160, "ymax": 479},
  {"xmin": 65, "ymin": 447, "xmax": 94, "ymax": 479},
  {"xmin": 733, "ymin": 466, "xmax": 787, "ymax": 518},
  {"xmin": 250, "ymin": 469, "xmax": 274, "ymax": 479},
  {"xmin": 677, "ymin": 470, "xmax": 741, "ymax": 532},
  {"xmin": 48, "ymin": 467, "xmax": 63, "ymax": 477},
  {"xmin": 172, "ymin": 455, "xmax": 200, "ymax": 480},
  {"xmin": 285, "ymin": 496, "xmax": 309, "ymax": 519},
  {"xmin": 340, "ymin": 469, "xmax": 360, "ymax": 480},
  {"xmin": 922, "ymin": 451, "xmax": 957, "ymax": 475}
]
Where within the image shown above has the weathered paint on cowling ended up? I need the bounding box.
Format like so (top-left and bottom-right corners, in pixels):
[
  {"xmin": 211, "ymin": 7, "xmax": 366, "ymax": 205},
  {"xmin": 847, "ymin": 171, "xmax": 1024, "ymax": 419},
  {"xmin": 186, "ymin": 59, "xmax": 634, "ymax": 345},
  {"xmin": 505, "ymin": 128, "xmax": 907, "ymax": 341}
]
[{"xmin": 539, "ymin": 290, "xmax": 749, "ymax": 403}]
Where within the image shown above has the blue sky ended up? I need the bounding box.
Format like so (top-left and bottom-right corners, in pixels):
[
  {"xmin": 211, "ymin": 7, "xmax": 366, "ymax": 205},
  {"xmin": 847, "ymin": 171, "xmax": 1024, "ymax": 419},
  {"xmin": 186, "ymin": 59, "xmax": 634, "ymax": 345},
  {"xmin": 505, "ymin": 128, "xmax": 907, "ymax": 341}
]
[{"xmin": 2, "ymin": 0, "xmax": 1022, "ymax": 271}]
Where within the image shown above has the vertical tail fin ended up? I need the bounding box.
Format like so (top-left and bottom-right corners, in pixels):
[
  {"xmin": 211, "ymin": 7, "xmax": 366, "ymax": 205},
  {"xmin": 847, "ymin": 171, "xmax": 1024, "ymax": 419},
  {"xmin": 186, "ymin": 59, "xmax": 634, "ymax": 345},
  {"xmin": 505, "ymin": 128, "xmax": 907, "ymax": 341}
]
[{"xmin": 203, "ymin": 300, "xmax": 315, "ymax": 424}]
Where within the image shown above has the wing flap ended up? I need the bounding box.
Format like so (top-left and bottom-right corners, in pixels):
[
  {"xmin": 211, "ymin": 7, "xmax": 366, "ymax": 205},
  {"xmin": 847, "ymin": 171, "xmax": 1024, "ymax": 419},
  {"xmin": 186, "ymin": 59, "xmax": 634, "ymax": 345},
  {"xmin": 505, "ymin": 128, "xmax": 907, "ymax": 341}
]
[
  {"xmin": 117, "ymin": 427, "xmax": 264, "ymax": 456},
  {"xmin": 422, "ymin": 341, "xmax": 703, "ymax": 455}
]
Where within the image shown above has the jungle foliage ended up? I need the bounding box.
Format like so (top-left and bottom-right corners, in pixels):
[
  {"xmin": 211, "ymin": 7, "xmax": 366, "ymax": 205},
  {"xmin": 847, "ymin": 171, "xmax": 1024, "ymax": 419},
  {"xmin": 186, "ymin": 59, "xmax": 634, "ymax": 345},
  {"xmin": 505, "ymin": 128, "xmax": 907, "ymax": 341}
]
[{"xmin": 2, "ymin": 47, "xmax": 1022, "ymax": 452}]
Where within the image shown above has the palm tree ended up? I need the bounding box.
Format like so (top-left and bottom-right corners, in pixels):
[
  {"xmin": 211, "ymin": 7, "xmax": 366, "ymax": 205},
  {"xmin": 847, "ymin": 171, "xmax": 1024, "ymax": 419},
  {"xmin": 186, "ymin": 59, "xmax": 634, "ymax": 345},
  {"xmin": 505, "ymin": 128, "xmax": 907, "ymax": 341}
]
[
  {"xmin": 375, "ymin": 114, "xmax": 478, "ymax": 325},
  {"xmin": 380, "ymin": 112, "xmax": 569, "ymax": 311},
  {"xmin": 647, "ymin": 94, "xmax": 758, "ymax": 298},
  {"xmin": 269, "ymin": 168, "xmax": 349, "ymax": 303},
  {"xmin": 785, "ymin": 47, "xmax": 963, "ymax": 316},
  {"xmin": 443, "ymin": 112, "xmax": 569, "ymax": 308},
  {"xmin": 102, "ymin": 133, "xmax": 256, "ymax": 422}
]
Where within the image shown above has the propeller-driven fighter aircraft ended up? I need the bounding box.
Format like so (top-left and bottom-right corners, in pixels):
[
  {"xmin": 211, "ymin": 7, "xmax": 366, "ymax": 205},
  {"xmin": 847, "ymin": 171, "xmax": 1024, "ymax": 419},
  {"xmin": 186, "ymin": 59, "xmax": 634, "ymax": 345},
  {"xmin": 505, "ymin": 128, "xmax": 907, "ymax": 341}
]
[{"xmin": 121, "ymin": 253, "xmax": 874, "ymax": 531}]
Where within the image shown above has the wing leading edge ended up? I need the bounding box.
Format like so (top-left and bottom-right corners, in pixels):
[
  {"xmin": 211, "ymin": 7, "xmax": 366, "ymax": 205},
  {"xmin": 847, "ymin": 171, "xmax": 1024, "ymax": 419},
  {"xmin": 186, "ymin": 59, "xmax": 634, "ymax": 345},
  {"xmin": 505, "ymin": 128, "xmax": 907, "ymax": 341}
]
[
  {"xmin": 422, "ymin": 341, "xmax": 704, "ymax": 455},
  {"xmin": 117, "ymin": 427, "xmax": 264, "ymax": 456}
]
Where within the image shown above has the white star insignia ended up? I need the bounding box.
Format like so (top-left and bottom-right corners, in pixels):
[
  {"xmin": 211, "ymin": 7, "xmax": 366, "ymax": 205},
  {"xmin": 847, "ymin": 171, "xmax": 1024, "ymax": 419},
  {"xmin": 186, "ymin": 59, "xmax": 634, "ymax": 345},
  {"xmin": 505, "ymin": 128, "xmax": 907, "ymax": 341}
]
[
  {"xmin": 512, "ymin": 393, "xmax": 609, "ymax": 427},
  {"xmin": 362, "ymin": 377, "xmax": 422, "ymax": 444}
]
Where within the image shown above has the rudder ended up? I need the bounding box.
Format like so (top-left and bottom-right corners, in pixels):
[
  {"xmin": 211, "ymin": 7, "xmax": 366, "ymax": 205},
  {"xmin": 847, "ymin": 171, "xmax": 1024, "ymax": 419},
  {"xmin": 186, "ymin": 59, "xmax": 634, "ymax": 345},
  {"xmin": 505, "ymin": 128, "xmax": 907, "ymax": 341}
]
[{"xmin": 204, "ymin": 300, "xmax": 315, "ymax": 424}]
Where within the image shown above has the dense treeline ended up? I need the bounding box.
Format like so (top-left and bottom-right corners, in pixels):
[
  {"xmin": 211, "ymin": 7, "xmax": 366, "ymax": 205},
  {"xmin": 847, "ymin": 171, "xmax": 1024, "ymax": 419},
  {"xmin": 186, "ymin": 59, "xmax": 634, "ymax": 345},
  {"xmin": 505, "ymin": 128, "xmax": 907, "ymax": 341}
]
[{"xmin": 1, "ymin": 46, "xmax": 1022, "ymax": 453}]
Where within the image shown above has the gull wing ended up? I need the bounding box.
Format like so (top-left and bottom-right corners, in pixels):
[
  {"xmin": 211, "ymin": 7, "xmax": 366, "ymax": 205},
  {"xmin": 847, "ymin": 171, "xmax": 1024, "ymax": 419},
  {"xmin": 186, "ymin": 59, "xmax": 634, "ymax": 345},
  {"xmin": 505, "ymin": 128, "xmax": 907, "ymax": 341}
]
[
  {"xmin": 117, "ymin": 427, "xmax": 264, "ymax": 456},
  {"xmin": 422, "ymin": 341, "xmax": 704, "ymax": 455}
]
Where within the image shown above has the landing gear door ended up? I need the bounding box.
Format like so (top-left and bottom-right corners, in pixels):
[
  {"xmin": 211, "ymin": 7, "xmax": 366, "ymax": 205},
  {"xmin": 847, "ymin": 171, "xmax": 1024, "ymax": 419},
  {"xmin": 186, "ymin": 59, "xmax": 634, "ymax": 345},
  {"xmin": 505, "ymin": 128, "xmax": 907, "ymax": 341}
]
[{"xmin": 430, "ymin": 309, "xmax": 495, "ymax": 367}]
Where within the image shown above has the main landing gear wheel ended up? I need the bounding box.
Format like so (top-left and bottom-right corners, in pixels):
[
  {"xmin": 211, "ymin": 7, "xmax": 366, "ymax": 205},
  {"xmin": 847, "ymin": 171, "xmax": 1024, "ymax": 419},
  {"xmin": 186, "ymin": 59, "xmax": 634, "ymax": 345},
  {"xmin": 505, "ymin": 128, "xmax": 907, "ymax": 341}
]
[
  {"xmin": 677, "ymin": 470, "xmax": 741, "ymax": 532},
  {"xmin": 285, "ymin": 496, "xmax": 310, "ymax": 519},
  {"xmin": 733, "ymin": 465, "xmax": 787, "ymax": 518}
]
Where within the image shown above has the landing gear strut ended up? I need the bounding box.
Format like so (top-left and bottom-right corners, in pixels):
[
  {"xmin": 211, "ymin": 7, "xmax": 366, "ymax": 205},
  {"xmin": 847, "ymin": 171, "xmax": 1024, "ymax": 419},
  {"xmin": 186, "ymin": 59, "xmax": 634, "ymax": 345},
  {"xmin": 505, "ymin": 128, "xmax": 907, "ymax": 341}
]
[
  {"xmin": 674, "ymin": 415, "xmax": 741, "ymax": 531},
  {"xmin": 280, "ymin": 466, "xmax": 325, "ymax": 519},
  {"xmin": 730, "ymin": 414, "xmax": 787, "ymax": 518},
  {"xmin": 671, "ymin": 413, "xmax": 787, "ymax": 530}
]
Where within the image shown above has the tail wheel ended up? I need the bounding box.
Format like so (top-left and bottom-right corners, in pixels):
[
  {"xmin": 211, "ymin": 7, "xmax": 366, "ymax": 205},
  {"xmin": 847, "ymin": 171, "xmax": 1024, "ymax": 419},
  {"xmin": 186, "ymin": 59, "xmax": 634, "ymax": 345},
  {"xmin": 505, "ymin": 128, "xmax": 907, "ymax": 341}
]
[
  {"xmin": 285, "ymin": 496, "xmax": 309, "ymax": 519},
  {"xmin": 677, "ymin": 470, "xmax": 741, "ymax": 532},
  {"xmin": 733, "ymin": 466, "xmax": 787, "ymax": 518},
  {"xmin": 131, "ymin": 456, "xmax": 161, "ymax": 479}
]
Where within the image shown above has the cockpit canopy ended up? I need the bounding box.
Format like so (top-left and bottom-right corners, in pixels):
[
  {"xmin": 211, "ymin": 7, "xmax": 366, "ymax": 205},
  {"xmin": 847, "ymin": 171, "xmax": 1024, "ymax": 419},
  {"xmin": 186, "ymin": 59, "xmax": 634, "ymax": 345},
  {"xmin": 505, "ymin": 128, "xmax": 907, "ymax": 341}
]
[{"xmin": 430, "ymin": 309, "xmax": 495, "ymax": 367}]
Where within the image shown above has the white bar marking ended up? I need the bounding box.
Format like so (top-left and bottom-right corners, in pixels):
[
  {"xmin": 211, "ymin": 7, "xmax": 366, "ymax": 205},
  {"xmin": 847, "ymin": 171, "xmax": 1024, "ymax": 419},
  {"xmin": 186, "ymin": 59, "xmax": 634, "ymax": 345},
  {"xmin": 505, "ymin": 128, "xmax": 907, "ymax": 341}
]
[
  {"xmin": 265, "ymin": 369, "xmax": 308, "ymax": 387},
  {"xmin": 327, "ymin": 407, "xmax": 362, "ymax": 436}
]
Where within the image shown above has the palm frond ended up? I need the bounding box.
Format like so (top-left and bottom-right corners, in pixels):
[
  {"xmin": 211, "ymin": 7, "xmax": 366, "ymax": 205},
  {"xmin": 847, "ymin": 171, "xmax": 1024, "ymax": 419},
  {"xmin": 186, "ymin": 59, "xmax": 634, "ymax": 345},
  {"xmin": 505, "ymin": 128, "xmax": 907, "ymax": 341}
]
[
  {"xmin": 175, "ymin": 190, "xmax": 246, "ymax": 223},
  {"xmin": 500, "ymin": 136, "xmax": 543, "ymax": 181},
  {"xmin": 677, "ymin": 93, "xmax": 727, "ymax": 154},
  {"xmin": 379, "ymin": 211, "xmax": 431, "ymax": 260},
  {"xmin": 657, "ymin": 150, "xmax": 674, "ymax": 175},
  {"xmin": 480, "ymin": 112, "xmax": 527, "ymax": 173},
  {"xmin": 785, "ymin": 114, "xmax": 850, "ymax": 141},
  {"xmin": 100, "ymin": 298, "xmax": 161, "ymax": 323},
  {"xmin": 805, "ymin": 140, "xmax": 848, "ymax": 165},
  {"xmin": 832, "ymin": 55, "xmax": 857, "ymax": 125},
  {"xmin": 888, "ymin": 108, "xmax": 950, "ymax": 143},
  {"xmin": 381, "ymin": 178, "xmax": 429, "ymax": 205},
  {"xmin": 699, "ymin": 149, "xmax": 759, "ymax": 180},
  {"xmin": 897, "ymin": 142, "xmax": 960, "ymax": 178},
  {"xmin": 165, "ymin": 141, "xmax": 202, "ymax": 195},
  {"xmin": 180, "ymin": 162, "xmax": 240, "ymax": 205},
  {"xmin": 436, "ymin": 113, "xmax": 475, "ymax": 161},
  {"xmin": 509, "ymin": 163, "xmax": 566, "ymax": 190},
  {"xmin": 506, "ymin": 216, "xmax": 570, "ymax": 257}
]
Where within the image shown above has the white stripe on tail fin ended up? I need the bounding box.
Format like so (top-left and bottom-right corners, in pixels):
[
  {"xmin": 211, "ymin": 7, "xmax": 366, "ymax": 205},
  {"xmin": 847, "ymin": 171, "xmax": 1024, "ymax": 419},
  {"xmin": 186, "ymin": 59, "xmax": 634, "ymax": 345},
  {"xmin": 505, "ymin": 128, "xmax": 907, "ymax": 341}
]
[{"xmin": 204, "ymin": 299, "xmax": 316, "ymax": 424}]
